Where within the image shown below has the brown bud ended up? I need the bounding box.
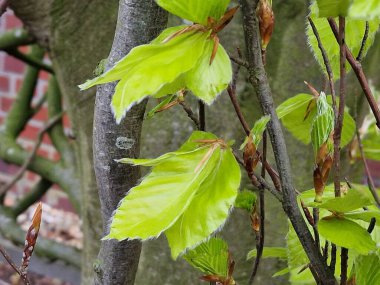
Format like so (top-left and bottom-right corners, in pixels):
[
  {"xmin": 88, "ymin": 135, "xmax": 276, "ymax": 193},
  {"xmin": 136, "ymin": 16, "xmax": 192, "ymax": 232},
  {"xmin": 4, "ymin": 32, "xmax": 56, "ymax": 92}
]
[
  {"xmin": 250, "ymin": 211, "xmax": 260, "ymax": 233},
  {"xmin": 243, "ymin": 136, "xmax": 258, "ymax": 174},
  {"xmin": 21, "ymin": 202, "xmax": 42, "ymax": 276},
  {"xmin": 258, "ymin": 0, "xmax": 274, "ymax": 50},
  {"xmin": 321, "ymin": 155, "xmax": 333, "ymax": 183},
  {"xmin": 313, "ymin": 167, "xmax": 324, "ymax": 203}
]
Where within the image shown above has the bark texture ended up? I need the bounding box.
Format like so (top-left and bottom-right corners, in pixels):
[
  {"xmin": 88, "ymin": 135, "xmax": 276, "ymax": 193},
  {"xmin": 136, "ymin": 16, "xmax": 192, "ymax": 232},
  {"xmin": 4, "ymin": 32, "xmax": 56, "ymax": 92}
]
[{"xmin": 92, "ymin": 1, "xmax": 167, "ymax": 284}]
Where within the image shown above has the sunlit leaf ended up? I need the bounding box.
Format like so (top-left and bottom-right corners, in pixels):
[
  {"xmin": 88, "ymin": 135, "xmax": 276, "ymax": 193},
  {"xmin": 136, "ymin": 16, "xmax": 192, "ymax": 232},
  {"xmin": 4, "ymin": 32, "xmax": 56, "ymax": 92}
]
[
  {"xmin": 307, "ymin": 2, "xmax": 380, "ymax": 77},
  {"xmin": 272, "ymin": 267, "xmax": 290, "ymax": 277},
  {"xmin": 107, "ymin": 131, "xmax": 240, "ymax": 259},
  {"xmin": 349, "ymin": 0, "xmax": 380, "ymax": 20},
  {"xmin": 240, "ymin": 115, "xmax": 271, "ymax": 150},
  {"xmin": 307, "ymin": 187, "xmax": 373, "ymax": 212},
  {"xmin": 183, "ymin": 237, "xmax": 229, "ymax": 277},
  {"xmin": 166, "ymin": 141, "xmax": 240, "ymax": 258},
  {"xmin": 316, "ymin": 0, "xmax": 351, "ymax": 17},
  {"xmin": 186, "ymin": 40, "xmax": 232, "ymax": 104},
  {"xmin": 155, "ymin": 0, "xmax": 231, "ymax": 25},
  {"xmin": 319, "ymin": 217, "xmax": 377, "ymax": 254},
  {"xmin": 247, "ymin": 247, "xmax": 287, "ymax": 260}
]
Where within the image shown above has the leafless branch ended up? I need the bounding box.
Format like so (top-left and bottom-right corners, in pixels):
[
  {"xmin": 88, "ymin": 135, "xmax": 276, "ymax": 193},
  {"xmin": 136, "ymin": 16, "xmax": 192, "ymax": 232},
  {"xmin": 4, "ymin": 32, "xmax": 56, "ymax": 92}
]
[{"xmin": 0, "ymin": 245, "xmax": 30, "ymax": 285}]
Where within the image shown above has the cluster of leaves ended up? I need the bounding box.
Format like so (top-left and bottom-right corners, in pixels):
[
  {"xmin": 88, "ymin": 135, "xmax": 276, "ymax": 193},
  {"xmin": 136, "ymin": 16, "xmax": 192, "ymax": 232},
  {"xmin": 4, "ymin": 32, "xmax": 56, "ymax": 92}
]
[
  {"xmin": 248, "ymin": 184, "xmax": 380, "ymax": 284},
  {"xmin": 79, "ymin": 0, "xmax": 233, "ymax": 123}
]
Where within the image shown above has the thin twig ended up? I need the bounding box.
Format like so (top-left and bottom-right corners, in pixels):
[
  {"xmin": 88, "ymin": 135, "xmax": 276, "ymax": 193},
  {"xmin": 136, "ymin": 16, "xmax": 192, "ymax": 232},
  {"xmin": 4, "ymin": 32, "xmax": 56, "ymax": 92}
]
[
  {"xmin": 356, "ymin": 128, "xmax": 380, "ymax": 207},
  {"xmin": 340, "ymin": 248, "xmax": 348, "ymax": 285},
  {"xmin": 330, "ymin": 244, "xmax": 337, "ymax": 274},
  {"xmin": 328, "ymin": 18, "xmax": 380, "ymax": 130},
  {"xmin": 367, "ymin": 218, "xmax": 376, "ymax": 233},
  {"xmin": 198, "ymin": 101, "xmax": 206, "ymax": 131},
  {"xmin": 356, "ymin": 21, "xmax": 369, "ymax": 62},
  {"xmin": 179, "ymin": 101, "xmax": 200, "ymax": 130},
  {"xmin": 308, "ymin": 17, "xmax": 336, "ymax": 111},
  {"xmin": 248, "ymin": 132, "xmax": 267, "ymax": 285},
  {"xmin": 333, "ymin": 16, "xmax": 346, "ymax": 198},
  {"xmin": 229, "ymin": 54, "xmax": 249, "ymax": 68},
  {"xmin": 312, "ymin": 208, "xmax": 320, "ymax": 251},
  {"xmin": 0, "ymin": 245, "xmax": 30, "ymax": 285},
  {"xmin": 0, "ymin": 112, "xmax": 64, "ymax": 195}
]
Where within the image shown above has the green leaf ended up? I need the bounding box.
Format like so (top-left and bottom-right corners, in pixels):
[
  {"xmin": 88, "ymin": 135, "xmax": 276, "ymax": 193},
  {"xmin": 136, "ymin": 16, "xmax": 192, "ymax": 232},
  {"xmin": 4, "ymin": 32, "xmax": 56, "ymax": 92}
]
[
  {"xmin": 80, "ymin": 28, "xmax": 208, "ymax": 123},
  {"xmin": 354, "ymin": 254, "xmax": 380, "ymax": 285},
  {"xmin": 272, "ymin": 267, "xmax": 290, "ymax": 277},
  {"xmin": 287, "ymin": 223, "xmax": 309, "ymax": 269},
  {"xmin": 307, "ymin": 187, "xmax": 373, "ymax": 212},
  {"xmin": 186, "ymin": 39, "xmax": 232, "ymax": 104},
  {"xmin": 277, "ymin": 93, "xmax": 355, "ymax": 147},
  {"xmin": 155, "ymin": 0, "xmax": 231, "ymax": 25},
  {"xmin": 107, "ymin": 131, "xmax": 240, "ymax": 260},
  {"xmin": 183, "ymin": 237, "xmax": 229, "ymax": 277},
  {"xmin": 311, "ymin": 93, "xmax": 334, "ymax": 155},
  {"xmin": 166, "ymin": 141, "xmax": 241, "ymax": 258},
  {"xmin": 316, "ymin": 0, "xmax": 351, "ymax": 17},
  {"xmin": 318, "ymin": 217, "xmax": 376, "ymax": 254},
  {"xmin": 307, "ymin": 2, "xmax": 380, "ymax": 77},
  {"xmin": 240, "ymin": 115, "xmax": 271, "ymax": 150},
  {"xmin": 247, "ymin": 247, "xmax": 287, "ymax": 260},
  {"xmin": 349, "ymin": 0, "xmax": 380, "ymax": 20},
  {"xmin": 344, "ymin": 210, "xmax": 380, "ymax": 224},
  {"xmin": 234, "ymin": 190, "xmax": 256, "ymax": 212},
  {"xmin": 146, "ymin": 95, "xmax": 176, "ymax": 118}
]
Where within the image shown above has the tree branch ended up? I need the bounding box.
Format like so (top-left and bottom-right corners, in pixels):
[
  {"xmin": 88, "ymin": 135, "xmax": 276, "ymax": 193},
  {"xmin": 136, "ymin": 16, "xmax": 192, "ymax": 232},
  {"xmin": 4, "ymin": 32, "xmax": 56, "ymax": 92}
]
[
  {"xmin": 356, "ymin": 21, "xmax": 369, "ymax": 62},
  {"xmin": 179, "ymin": 100, "xmax": 201, "ymax": 129},
  {"xmin": 93, "ymin": 1, "xmax": 167, "ymax": 284},
  {"xmin": 0, "ymin": 245, "xmax": 30, "ymax": 285},
  {"xmin": 4, "ymin": 47, "xmax": 54, "ymax": 73},
  {"xmin": 239, "ymin": 1, "xmax": 336, "ymax": 284},
  {"xmin": 328, "ymin": 18, "xmax": 380, "ymax": 130}
]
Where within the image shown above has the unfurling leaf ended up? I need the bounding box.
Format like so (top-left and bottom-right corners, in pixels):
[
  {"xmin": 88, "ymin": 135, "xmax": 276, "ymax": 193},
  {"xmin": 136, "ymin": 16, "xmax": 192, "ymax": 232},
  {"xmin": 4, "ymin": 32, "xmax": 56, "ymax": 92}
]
[
  {"xmin": 21, "ymin": 202, "xmax": 42, "ymax": 276},
  {"xmin": 234, "ymin": 190, "xmax": 256, "ymax": 212},
  {"xmin": 80, "ymin": 1, "xmax": 236, "ymax": 124},
  {"xmin": 258, "ymin": 0, "xmax": 275, "ymax": 49},
  {"xmin": 247, "ymin": 247, "xmax": 287, "ymax": 260},
  {"xmin": 318, "ymin": 217, "xmax": 376, "ymax": 254},
  {"xmin": 106, "ymin": 131, "xmax": 241, "ymax": 258}
]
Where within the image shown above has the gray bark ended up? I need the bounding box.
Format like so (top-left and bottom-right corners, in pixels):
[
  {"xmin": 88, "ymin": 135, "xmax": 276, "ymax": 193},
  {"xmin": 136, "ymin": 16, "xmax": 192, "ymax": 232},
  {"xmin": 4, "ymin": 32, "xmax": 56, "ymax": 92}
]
[{"xmin": 92, "ymin": 1, "xmax": 167, "ymax": 284}]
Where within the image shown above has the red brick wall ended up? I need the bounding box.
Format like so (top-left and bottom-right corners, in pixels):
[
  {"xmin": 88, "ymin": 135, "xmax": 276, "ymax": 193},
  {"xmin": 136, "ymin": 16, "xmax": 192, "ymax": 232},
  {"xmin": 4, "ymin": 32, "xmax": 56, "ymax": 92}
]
[{"xmin": 0, "ymin": 10, "xmax": 74, "ymax": 212}]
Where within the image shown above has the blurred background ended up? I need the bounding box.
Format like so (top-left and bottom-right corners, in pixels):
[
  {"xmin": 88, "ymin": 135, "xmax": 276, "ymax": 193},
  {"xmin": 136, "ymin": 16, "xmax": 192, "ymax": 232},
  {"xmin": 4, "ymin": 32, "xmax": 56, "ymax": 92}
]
[{"xmin": 0, "ymin": 1, "xmax": 379, "ymax": 284}]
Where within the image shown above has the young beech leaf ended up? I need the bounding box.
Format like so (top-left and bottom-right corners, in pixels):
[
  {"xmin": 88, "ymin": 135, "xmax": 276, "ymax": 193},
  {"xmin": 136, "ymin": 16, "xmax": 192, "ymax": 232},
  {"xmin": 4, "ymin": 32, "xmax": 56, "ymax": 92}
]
[
  {"xmin": 307, "ymin": 187, "xmax": 373, "ymax": 212},
  {"xmin": 247, "ymin": 247, "xmax": 287, "ymax": 260},
  {"xmin": 183, "ymin": 237, "xmax": 229, "ymax": 277},
  {"xmin": 318, "ymin": 217, "xmax": 376, "ymax": 254},
  {"xmin": 234, "ymin": 190, "xmax": 256, "ymax": 212},
  {"xmin": 186, "ymin": 39, "xmax": 232, "ymax": 104},
  {"xmin": 240, "ymin": 115, "xmax": 271, "ymax": 150},
  {"xmin": 106, "ymin": 131, "xmax": 240, "ymax": 259},
  {"xmin": 349, "ymin": 0, "xmax": 380, "ymax": 20},
  {"xmin": 344, "ymin": 210, "xmax": 380, "ymax": 225},
  {"xmin": 155, "ymin": 0, "xmax": 231, "ymax": 26},
  {"xmin": 354, "ymin": 254, "xmax": 380, "ymax": 285},
  {"xmin": 311, "ymin": 93, "xmax": 334, "ymax": 156},
  {"xmin": 316, "ymin": 0, "xmax": 351, "ymax": 17},
  {"xmin": 308, "ymin": 2, "xmax": 380, "ymax": 77},
  {"xmin": 277, "ymin": 93, "xmax": 355, "ymax": 147}
]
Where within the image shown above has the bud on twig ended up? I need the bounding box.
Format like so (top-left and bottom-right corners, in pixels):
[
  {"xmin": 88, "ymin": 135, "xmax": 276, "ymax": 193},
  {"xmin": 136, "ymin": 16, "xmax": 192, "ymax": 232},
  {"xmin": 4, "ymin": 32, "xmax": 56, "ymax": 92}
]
[
  {"xmin": 20, "ymin": 202, "xmax": 42, "ymax": 277},
  {"xmin": 257, "ymin": 0, "xmax": 274, "ymax": 51}
]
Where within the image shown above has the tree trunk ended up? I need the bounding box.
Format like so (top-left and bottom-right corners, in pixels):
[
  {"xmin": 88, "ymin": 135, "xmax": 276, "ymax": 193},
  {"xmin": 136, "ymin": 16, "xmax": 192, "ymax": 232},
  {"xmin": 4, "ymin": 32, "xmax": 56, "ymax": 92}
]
[{"xmin": 92, "ymin": 1, "xmax": 167, "ymax": 284}]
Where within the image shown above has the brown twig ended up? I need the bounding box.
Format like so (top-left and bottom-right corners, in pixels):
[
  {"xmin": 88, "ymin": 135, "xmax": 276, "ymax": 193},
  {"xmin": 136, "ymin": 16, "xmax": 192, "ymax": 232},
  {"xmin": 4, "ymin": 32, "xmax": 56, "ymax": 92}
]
[
  {"xmin": 0, "ymin": 245, "xmax": 30, "ymax": 285},
  {"xmin": 229, "ymin": 54, "xmax": 249, "ymax": 68},
  {"xmin": 248, "ymin": 132, "xmax": 267, "ymax": 285},
  {"xmin": 356, "ymin": 128, "xmax": 380, "ymax": 207},
  {"xmin": 340, "ymin": 248, "xmax": 348, "ymax": 285},
  {"xmin": 308, "ymin": 17, "xmax": 336, "ymax": 110},
  {"xmin": 333, "ymin": 16, "xmax": 346, "ymax": 198},
  {"xmin": 330, "ymin": 244, "xmax": 337, "ymax": 274},
  {"xmin": 0, "ymin": 112, "xmax": 64, "ymax": 196},
  {"xmin": 356, "ymin": 21, "xmax": 369, "ymax": 62},
  {"xmin": 198, "ymin": 101, "xmax": 206, "ymax": 131},
  {"xmin": 178, "ymin": 100, "xmax": 200, "ymax": 130},
  {"xmin": 328, "ymin": 18, "xmax": 380, "ymax": 130}
]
